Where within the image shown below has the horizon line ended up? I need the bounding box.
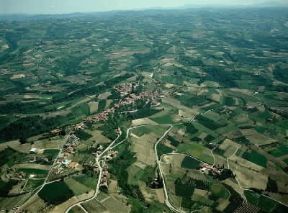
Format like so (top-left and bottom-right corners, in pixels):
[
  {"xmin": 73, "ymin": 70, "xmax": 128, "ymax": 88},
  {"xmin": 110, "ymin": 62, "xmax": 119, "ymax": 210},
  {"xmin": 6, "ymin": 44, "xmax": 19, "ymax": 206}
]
[{"xmin": 0, "ymin": 4, "xmax": 287, "ymax": 16}]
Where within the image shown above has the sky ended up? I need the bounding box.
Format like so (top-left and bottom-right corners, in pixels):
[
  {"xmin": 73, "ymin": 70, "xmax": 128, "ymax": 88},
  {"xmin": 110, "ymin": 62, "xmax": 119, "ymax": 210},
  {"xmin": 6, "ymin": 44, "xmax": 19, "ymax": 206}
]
[{"xmin": 0, "ymin": 0, "xmax": 287, "ymax": 14}]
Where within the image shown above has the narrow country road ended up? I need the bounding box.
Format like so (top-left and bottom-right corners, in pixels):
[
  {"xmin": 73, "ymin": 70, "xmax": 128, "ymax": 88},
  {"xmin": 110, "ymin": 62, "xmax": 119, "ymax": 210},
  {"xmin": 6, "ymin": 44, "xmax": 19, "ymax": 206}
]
[
  {"xmin": 17, "ymin": 109, "xmax": 212, "ymax": 213},
  {"xmin": 153, "ymin": 125, "xmax": 186, "ymax": 213},
  {"xmin": 65, "ymin": 132, "xmax": 122, "ymax": 213},
  {"xmin": 65, "ymin": 123, "xmax": 186, "ymax": 213},
  {"xmin": 17, "ymin": 133, "xmax": 73, "ymax": 212}
]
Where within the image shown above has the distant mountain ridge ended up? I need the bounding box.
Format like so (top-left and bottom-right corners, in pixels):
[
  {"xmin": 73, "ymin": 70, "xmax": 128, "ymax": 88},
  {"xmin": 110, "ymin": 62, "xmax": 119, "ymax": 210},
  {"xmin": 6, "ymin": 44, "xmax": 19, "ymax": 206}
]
[
  {"xmin": 179, "ymin": 0, "xmax": 288, "ymax": 8},
  {"xmin": 0, "ymin": 2, "xmax": 287, "ymax": 18}
]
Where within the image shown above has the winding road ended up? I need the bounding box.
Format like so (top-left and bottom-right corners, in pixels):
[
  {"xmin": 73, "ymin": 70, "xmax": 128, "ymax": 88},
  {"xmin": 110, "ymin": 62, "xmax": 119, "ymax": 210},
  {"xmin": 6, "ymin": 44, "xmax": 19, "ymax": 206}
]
[
  {"xmin": 16, "ymin": 133, "xmax": 73, "ymax": 212},
  {"xmin": 18, "ymin": 108, "xmax": 282, "ymax": 213},
  {"xmin": 64, "ymin": 132, "xmax": 122, "ymax": 213},
  {"xmin": 64, "ymin": 123, "xmax": 187, "ymax": 213},
  {"xmin": 63, "ymin": 112, "xmax": 208, "ymax": 213},
  {"xmin": 153, "ymin": 125, "xmax": 186, "ymax": 213}
]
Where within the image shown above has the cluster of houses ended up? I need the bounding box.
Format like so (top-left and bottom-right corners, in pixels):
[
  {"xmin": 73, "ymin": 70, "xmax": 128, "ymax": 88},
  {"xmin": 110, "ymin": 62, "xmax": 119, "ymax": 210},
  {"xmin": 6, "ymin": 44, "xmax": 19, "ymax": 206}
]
[
  {"xmin": 99, "ymin": 147, "xmax": 120, "ymax": 188},
  {"xmin": 115, "ymin": 83, "xmax": 135, "ymax": 97},
  {"xmin": 90, "ymin": 145, "xmax": 119, "ymax": 188},
  {"xmin": 46, "ymin": 85, "xmax": 160, "ymax": 185},
  {"xmin": 74, "ymin": 123, "xmax": 86, "ymax": 131},
  {"xmin": 91, "ymin": 144, "xmax": 118, "ymax": 159},
  {"xmin": 200, "ymin": 163, "xmax": 222, "ymax": 176},
  {"xmin": 48, "ymin": 111, "xmax": 122, "ymax": 179},
  {"xmin": 4, "ymin": 168, "xmax": 26, "ymax": 181},
  {"xmin": 100, "ymin": 164, "xmax": 110, "ymax": 188},
  {"xmin": 52, "ymin": 134, "xmax": 81, "ymax": 175},
  {"xmin": 88, "ymin": 90, "xmax": 159, "ymax": 122},
  {"xmin": 63, "ymin": 134, "xmax": 80, "ymax": 154},
  {"xmin": 50, "ymin": 128, "xmax": 63, "ymax": 136},
  {"xmin": 50, "ymin": 122, "xmax": 86, "ymax": 137},
  {"xmin": 103, "ymin": 150, "xmax": 118, "ymax": 161}
]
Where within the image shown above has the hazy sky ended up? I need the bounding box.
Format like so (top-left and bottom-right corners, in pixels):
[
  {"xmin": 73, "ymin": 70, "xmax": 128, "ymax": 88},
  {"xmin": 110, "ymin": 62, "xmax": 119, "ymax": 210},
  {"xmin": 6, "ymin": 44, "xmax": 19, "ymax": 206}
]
[{"xmin": 0, "ymin": 0, "xmax": 287, "ymax": 14}]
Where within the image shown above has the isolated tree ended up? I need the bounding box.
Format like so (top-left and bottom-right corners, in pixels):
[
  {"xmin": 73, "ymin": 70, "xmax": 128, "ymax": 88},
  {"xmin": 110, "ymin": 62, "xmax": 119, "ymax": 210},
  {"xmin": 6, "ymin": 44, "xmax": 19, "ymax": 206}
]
[{"xmin": 19, "ymin": 137, "xmax": 27, "ymax": 144}]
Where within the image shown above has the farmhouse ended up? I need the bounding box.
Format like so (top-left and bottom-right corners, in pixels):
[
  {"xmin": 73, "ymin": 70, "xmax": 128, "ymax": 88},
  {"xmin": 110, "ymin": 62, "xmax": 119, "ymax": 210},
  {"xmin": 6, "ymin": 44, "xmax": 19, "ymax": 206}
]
[{"xmin": 200, "ymin": 163, "xmax": 221, "ymax": 176}]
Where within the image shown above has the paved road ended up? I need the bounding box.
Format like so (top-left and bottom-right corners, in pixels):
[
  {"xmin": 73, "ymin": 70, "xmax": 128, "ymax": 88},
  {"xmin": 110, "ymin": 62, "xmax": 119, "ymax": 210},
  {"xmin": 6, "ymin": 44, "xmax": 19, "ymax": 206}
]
[
  {"xmin": 78, "ymin": 204, "xmax": 88, "ymax": 213},
  {"xmin": 153, "ymin": 125, "xmax": 186, "ymax": 213},
  {"xmin": 19, "ymin": 108, "xmax": 287, "ymax": 213},
  {"xmin": 14, "ymin": 109, "xmax": 220, "ymax": 213},
  {"xmin": 65, "ymin": 124, "xmax": 186, "ymax": 213},
  {"xmin": 16, "ymin": 133, "xmax": 72, "ymax": 212},
  {"xmin": 112, "ymin": 124, "xmax": 185, "ymax": 213},
  {"xmin": 64, "ymin": 132, "xmax": 121, "ymax": 213}
]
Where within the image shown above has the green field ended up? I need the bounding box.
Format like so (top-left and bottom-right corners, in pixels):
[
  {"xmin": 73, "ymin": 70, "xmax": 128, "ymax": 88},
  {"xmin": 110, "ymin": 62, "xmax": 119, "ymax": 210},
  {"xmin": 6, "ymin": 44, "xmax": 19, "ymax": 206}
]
[
  {"xmin": 167, "ymin": 135, "xmax": 180, "ymax": 147},
  {"xmin": 0, "ymin": 148, "xmax": 26, "ymax": 167},
  {"xmin": 176, "ymin": 94, "xmax": 209, "ymax": 107},
  {"xmin": 127, "ymin": 164, "xmax": 143, "ymax": 185},
  {"xmin": 75, "ymin": 129, "xmax": 93, "ymax": 140},
  {"xmin": 0, "ymin": 179, "xmax": 18, "ymax": 196},
  {"xmin": 244, "ymin": 190, "xmax": 288, "ymax": 213},
  {"xmin": 269, "ymin": 145, "xmax": 288, "ymax": 158},
  {"xmin": 24, "ymin": 179, "xmax": 44, "ymax": 191},
  {"xmin": 185, "ymin": 122, "xmax": 198, "ymax": 135},
  {"xmin": 38, "ymin": 181, "xmax": 74, "ymax": 204},
  {"xmin": 244, "ymin": 190, "xmax": 260, "ymax": 206},
  {"xmin": 283, "ymin": 158, "xmax": 288, "ymax": 165},
  {"xmin": 157, "ymin": 143, "xmax": 174, "ymax": 158},
  {"xmin": 65, "ymin": 177, "xmax": 91, "ymax": 195},
  {"xmin": 17, "ymin": 168, "xmax": 49, "ymax": 177},
  {"xmin": 242, "ymin": 150, "xmax": 267, "ymax": 167},
  {"xmin": 177, "ymin": 143, "xmax": 214, "ymax": 164},
  {"xmin": 174, "ymin": 177, "xmax": 195, "ymax": 210},
  {"xmin": 210, "ymin": 183, "xmax": 230, "ymax": 200},
  {"xmin": 222, "ymin": 96, "xmax": 235, "ymax": 106},
  {"xmin": 181, "ymin": 156, "xmax": 201, "ymax": 169},
  {"xmin": 150, "ymin": 114, "xmax": 174, "ymax": 124},
  {"xmin": 73, "ymin": 175, "xmax": 97, "ymax": 190},
  {"xmin": 196, "ymin": 114, "xmax": 226, "ymax": 130},
  {"xmin": 131, "ymin": 126, "xmax": 152, "ymax": 137},
  {"xmin": 97, "ymin": 99, "xmax": 106, "ymax": 113},
  {"xmin": 69, "ymin": 205, "xmax": 85, "ymax": 213},
  {"xmin": 128, "ymin": 164, "xmax": 155, "ymax": 185},
  {"xmin": 43, "ymin": 149, "xmax": 59, "ymax": 161},
  {"xmin": 150, "ymin": 105, "xmax": 177, "ymax": 124}
]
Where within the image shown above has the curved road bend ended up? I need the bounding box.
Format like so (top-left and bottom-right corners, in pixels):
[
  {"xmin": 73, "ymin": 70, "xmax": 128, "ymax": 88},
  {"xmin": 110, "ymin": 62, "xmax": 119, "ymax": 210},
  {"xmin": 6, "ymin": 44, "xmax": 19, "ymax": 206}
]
[
  {"xmin": 65, "ymin": 124, "xmax": 185, "ymax": 213},
  {"xmin": 154, "ymin": 125, "xmax": 186, "ymax": 213},
  {"xmin": 17, "ymin": 133, "xmax": 73, "ymax": 212},
  {"xmin": 18, "ymin": 111, "xmax": 207, "ymax": 213},
  {"xmin": 65, "ymin": 132, "xmax": 121, "ymax": 213}
]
